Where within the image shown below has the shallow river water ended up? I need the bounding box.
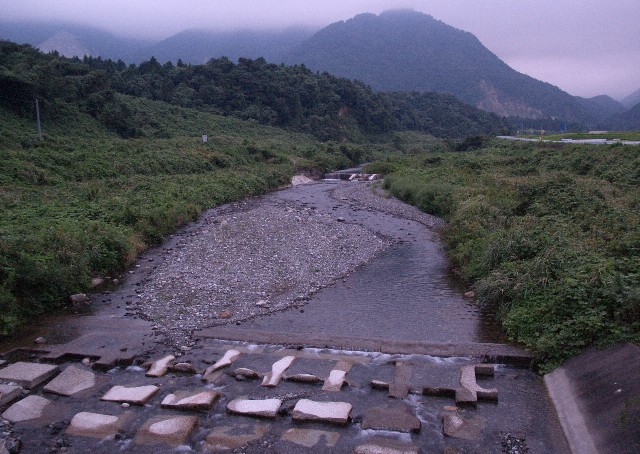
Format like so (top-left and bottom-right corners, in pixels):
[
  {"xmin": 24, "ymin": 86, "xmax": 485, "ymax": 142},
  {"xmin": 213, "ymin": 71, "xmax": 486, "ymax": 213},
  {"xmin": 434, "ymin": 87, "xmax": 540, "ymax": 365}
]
[{"xmin": 233, "ymin": 180, "xmax": 505, "ymax": 344}]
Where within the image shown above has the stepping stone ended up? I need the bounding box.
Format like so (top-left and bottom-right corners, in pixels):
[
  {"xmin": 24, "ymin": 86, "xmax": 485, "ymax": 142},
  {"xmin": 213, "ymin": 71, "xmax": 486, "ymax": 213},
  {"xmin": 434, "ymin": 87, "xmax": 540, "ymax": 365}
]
[
  {"xmin": 353, "ymin": 437, "xmax": 419, "ymax": 454},
  {"xmin": 456, "ymin": 365, "xmax": 498, "ymax": 406},
  {"xmin": 0, "ymin": 362, "xmax": 59, "ymax": 389},
  {"xmin": 322, "ymin": 370, "xmax": 347, "ymax": 391},
  {"xmin": 0, "ymin": 384, "xmax": 22, "ymax": 407},
  {"xmin": 2, "ymin": 395, "xmax": 51, "ymax": 423},
  {"xmin": 281, "ymin": 428, "xmax": 340, "ymax": 448},
  {"xmin": 161, "ymin": 390, "xmax": 220, "ymax": 410},
  {"xmin": 101, "ymin": 385, "xmax": 159, "ymax": 405},
  {"xmin": 204, "ymin": 424, "xmax": 269, "ymax": 451},
  {"xmin": 66, "ymin": 412, "xmax": 129, "ymax": 439},
  {"xmin": 135, "ymin": 415, "xmax": 198, "ymax": 446},
  {"xmin": 43, "ymin": 365, "xmax": 96, "ymax": 396},
  {"xmin": 227, "ymin": 398, "xmax": 282, "ymax": 418},
  {"xmin": 146, "ymin": 355, "xmax": 175, "ymax": 377},
  {"xmin": 261, "ymin": 355, "xmax": 295, "ymax": 387},
  {"xmin": 389, "ymin": 361, "xmax": 412, "ymax": 398},
  {"xmin": 362, "ymin": 406, "xmax": 421, "ymax": 433},
  {"xmin": 292, "ymin": 399, "xmax": 352, "ymax": 425},
  {"xmin": 203, "ymin": 349, "xmax": 241, "ymax": 377},
  {"xmin": 322, "ymin": 361, "xmax": 351, "ymax": 391}
]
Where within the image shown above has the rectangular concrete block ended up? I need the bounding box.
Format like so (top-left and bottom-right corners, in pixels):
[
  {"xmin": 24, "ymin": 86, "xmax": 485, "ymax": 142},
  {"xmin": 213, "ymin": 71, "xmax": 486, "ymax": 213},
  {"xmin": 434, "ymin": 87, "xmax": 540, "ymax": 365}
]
[
  {"xmin": 0, "ymin": 384, "xmax": 22, "ymax": 407},
  {"xmin": 292, "ymin": 399, "xmax": 352, "ymax": 425},
  {"xmin": 67, "ymin": 412, "xmax": 130, "ymax": 439},
  {"xmin": 101, "ymin": 385, "xmax": 159, "ymax": 405},
  {"xmin": 43, "ymin": 365, "xmax": 96, "ymax": 396},
  {"xmin": 0, "ymin": 362, "xmax": 59, "ymax": 389},
  {"xmin": 2, "ymin": 395, "xmax": 51, "ymax": 423}
]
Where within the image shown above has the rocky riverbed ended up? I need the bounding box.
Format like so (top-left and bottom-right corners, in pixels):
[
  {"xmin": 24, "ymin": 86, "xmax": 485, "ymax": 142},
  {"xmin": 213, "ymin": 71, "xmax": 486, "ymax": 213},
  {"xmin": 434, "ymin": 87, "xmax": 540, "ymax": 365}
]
[{"xmin": 132, "ymin": 181, "xmax": 397, "ymax": 348}]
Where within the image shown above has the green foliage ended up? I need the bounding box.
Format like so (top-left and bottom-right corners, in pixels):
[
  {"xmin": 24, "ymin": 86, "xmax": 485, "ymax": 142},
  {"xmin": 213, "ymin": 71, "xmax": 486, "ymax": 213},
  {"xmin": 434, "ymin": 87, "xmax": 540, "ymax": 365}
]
[
  {"xmin": 0, "ymin": 91, "xmax": 335, "ymax": 334},
  {"xmin": 380, "ymin": 140, "xmax": 640, "ymax": 369},
  {"xmin": 0, "ymin": 41, "xmax": 508, "ymax": 140}
]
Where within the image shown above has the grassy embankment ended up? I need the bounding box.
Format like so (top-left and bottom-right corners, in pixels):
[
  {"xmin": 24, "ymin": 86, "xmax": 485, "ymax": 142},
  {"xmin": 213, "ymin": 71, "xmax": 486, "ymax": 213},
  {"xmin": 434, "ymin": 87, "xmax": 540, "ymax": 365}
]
[
  {"xmin": 372, "ymin": 139, "xmax": 640, "ymax": 369},
  {"xmin": 0, "ymin": 94, "xmax": 383, "ymax": 335}
]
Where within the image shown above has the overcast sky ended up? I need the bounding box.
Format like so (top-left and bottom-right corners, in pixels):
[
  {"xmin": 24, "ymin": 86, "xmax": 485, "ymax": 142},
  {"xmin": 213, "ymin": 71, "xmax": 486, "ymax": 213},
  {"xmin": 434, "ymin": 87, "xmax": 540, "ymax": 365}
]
[{"xmin": 2, "ymin": 0, "xmax": 639, "ymax": 100}]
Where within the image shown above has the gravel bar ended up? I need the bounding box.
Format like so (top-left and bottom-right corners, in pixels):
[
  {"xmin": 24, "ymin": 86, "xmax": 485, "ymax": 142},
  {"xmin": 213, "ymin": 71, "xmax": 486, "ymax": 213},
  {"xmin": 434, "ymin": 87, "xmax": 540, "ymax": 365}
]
[{"xmin": 133, "ymin": 184, "xmax": 392, "ymax": 347}]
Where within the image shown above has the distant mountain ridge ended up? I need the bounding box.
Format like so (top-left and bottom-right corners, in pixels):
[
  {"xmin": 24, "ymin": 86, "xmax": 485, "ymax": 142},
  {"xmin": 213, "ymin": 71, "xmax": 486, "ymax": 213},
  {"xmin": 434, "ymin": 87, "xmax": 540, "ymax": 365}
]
[
  {"xmin": 2, "ymin": 13, "xmax": 632, "ymax": 129},
  {"xmin": 284, "ymin": 10, "xmax": 602, "ymax": 126},
  {"xmin": 130, "ymin": 28, "xmax": 316, "ymax": 64},
  {"xmin": 621, "ymin": 88, "xmax": 640, "ymax": 109}
]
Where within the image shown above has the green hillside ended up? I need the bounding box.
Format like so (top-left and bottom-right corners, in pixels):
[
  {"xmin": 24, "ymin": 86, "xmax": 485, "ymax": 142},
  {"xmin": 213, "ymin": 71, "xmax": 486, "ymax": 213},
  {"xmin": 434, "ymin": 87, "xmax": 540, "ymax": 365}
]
[
  {"xmin": 285, "ymin": 10, "xmax": 601, "ymax": 126},
  {"xmin": 0, "ymin": 41, "xmax": 507, "ymax": 142},
  {"xmin": 374, "ymin": 139, "xmax": 640, "ymax": 369},
  {"xmin": 5, "ymin": 40, "xmax": 504, "ymax": 335}
]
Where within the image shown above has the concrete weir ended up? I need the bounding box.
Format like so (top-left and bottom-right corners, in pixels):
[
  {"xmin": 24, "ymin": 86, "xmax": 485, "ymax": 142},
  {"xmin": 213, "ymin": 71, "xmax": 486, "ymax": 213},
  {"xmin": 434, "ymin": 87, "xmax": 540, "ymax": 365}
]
[{"xmin": 544, "ymin": 343, "xmax": 640, "ymax": 454}]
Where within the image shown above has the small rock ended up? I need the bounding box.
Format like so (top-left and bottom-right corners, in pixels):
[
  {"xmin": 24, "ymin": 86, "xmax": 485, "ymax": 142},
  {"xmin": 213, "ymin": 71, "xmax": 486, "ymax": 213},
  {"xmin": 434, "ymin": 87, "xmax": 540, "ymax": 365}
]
[
  {"xmin": 81, "ymin": 358, "xmax": 91, "ymax": 366},
  {"xmin": 169, "ymin": 363, "xmax": 197, "ymax": 374},
  {"xmin": 336, "ymin": 217, "xmax": 346, "ymax": 222},
  {"xmin": 34, "ymin": 337, "xmax": 46, "ymax": 345},
  {"xmin": 91, "ymin": 278, "xmax": 105, "ymax": 288},
  {"xmin": 443, "ymin": 414, "xmax": 466, "ymax": 437},
  {"xmin": 69, "ymin": 293, "xmax": 89, "ymax": 304},
  {"xmin": 464, "ymin": 291, "xmax": 475, "ymax": 298},
  {"xmin": 217, "ymin": 310, "xmax": 232, "ymax": 319}
]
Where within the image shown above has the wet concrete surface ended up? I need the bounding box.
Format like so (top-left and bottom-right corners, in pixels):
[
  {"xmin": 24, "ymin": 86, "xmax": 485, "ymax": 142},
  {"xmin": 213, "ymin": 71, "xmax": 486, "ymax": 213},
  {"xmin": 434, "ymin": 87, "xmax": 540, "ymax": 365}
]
[{"xmin": 0, "ymin": 341, "xmax": 568, "ymax": 453}]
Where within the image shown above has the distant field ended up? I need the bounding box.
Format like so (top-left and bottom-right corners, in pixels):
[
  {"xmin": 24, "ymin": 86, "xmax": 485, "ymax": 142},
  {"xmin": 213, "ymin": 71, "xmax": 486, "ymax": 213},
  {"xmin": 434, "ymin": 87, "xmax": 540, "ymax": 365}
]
[{"xmin": 519, "ymin": 131, "xmax": 640, "ymax": 141}]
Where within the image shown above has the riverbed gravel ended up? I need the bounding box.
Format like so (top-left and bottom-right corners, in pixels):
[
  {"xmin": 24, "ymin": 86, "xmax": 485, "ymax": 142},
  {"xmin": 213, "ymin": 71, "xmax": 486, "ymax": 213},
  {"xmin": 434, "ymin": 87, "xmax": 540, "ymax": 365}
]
[{"xmin": 133, "ymin": 183, "xmax": 393, "ymax": 347}]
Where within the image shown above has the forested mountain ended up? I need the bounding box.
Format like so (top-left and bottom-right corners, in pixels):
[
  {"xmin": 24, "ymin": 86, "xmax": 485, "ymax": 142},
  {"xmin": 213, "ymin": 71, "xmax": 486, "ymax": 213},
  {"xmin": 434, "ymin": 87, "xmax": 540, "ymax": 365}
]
[
  {"xmin": 578, "ymin": 95, "xmax": 625, "ymax": 120},
  {"xmin": 605, "ymin": 102, "xmax": 640, "ymax": 130},
  {"xmin": 284, "ymin": 10, "xmax": 602, "ymax": 127},
  {"xmin": 0, "ymin": 41, "xmax": 507, "ymax": 140}
]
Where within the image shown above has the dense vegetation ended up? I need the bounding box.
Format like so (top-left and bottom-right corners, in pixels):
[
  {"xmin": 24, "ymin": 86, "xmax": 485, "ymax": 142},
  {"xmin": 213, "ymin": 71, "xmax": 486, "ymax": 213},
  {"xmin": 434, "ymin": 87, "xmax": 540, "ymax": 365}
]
[
  {"xmin": 3, "ymin": 40, "xmax": 429, "ymax": 335},
  {"xmin": 1, "ymin": 92, "xmax": 401, "ymax": 335},
  {"xmin": 375, "ymin": 139, "xmax": 640, "ymax": 369},
  {"xmin": 285, "ymin": 10, "xmax": 603, "ymax": 126},
  {"xmin": 0, "ymin": 41, "xmax": 507, "ymax": 142}
]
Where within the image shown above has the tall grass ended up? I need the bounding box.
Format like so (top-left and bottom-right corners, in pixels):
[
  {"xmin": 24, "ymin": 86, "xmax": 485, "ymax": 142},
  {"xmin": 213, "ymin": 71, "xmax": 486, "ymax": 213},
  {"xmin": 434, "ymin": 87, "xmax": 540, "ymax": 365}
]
[
  {"xmin": 382, "ymin": 139, "xmax": 640, "ymax": 370},
  {"xmin": 0, "ymin": 97, "xmax": 363, "ymax": 335}
]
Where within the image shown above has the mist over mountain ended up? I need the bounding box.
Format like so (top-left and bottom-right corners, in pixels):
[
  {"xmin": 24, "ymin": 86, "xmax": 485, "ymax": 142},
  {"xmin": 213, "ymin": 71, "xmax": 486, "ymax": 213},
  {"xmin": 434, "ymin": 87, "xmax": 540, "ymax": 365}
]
[
  {"xmin": 578, "ymin": 95, "xmax": 625, "ymax": 120},
  {"xmin": 605, "ymin": 102, "xmax": 640, "ymax": 130},
  {"xmin": 130, "ymin": 28, "xmax": 315, "ymax": 65},
  {"xmin": 284, "ymin": 10, "xmax": 603, "ymax": 126},
  {"xmin": 0, "ymin": 21, "xmax": 150, "ymax": 61},
  {"xmin": 621, "ymin": 88, "xmax": 640, "ymax": 109},
  {"xmin": 2, "ymin": 11, "xmax": 630, "ymax": 130}
]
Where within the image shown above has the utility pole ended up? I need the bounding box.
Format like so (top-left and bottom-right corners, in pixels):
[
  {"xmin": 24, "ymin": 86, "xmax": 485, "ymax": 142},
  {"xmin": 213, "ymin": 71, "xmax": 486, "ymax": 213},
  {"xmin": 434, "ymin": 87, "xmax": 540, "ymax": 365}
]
[{"xmin": 35, "ymin": 97, "xmax": 42, "ymax": 141}]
